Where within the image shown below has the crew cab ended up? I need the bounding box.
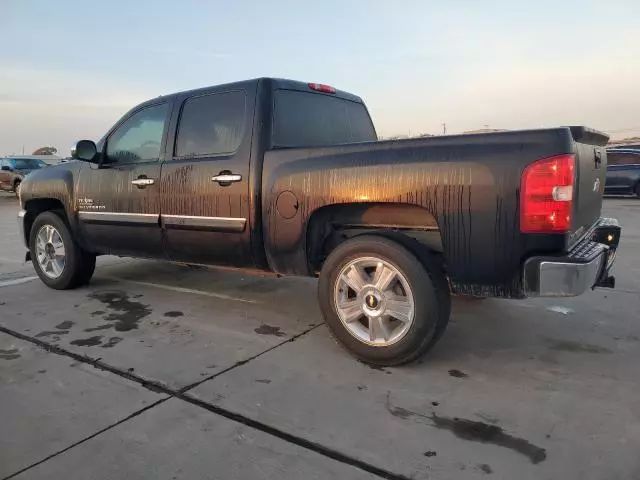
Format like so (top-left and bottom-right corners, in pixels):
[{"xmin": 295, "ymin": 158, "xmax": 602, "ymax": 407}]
[{"xmin": 17, "ymin": 78, "xmax": 621, "ymax": 365}]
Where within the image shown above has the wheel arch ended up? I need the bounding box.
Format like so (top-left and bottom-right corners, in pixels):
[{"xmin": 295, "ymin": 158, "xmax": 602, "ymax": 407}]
[
  {"xmin": 23, "ymin": 198, "xmax": 68, "ymax": 247},
  {"xmin": 306, "ymin": 202, "xmax": 444, "ymax": 275}
]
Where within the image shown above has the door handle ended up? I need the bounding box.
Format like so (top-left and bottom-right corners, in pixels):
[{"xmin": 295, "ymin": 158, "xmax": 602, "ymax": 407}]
[
  {"xmin": 211, "ymin": 172, "xmax": 242, "ymax": 186},
  {"xmin": 131, "ymin": 177, "xmax": 155, "ymax": 187}
]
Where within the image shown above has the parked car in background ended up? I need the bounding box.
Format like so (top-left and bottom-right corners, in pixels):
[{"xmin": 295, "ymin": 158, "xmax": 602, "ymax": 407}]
[
  {"xmin": 605, "ymin": 148, "xmax": 640, "ymax": 197},
  {"xmin": 0, "ymin": 157, "xmax": 49, "ymax": 196}
]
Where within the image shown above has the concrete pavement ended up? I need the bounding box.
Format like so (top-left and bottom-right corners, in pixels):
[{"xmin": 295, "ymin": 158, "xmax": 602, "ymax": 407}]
[{"xmin": 1, "ymin": 192, "xmax": 639, "ymax": 480}]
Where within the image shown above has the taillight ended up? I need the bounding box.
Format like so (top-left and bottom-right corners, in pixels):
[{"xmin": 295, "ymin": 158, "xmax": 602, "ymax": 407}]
[
  {"xmin": 308, "ymin": 83, "xmax": 336, "ymax": 94},
  {"xmin": 520, "ymin": 154, "xmax": 575, "ymax": 233}
]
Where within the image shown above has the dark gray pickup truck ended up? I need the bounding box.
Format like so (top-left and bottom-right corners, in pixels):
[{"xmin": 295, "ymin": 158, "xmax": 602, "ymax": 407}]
[{"xmin": 17, "ymin": 78, "xmax": 621, "ymax": 365}]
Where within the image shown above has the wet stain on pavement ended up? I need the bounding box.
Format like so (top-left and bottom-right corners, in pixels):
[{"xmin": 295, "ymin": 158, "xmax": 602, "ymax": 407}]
[
  {"xmin": 88, "ymin": 290, "xmax": 152, "ymax": 332},
  {"xmin": 85, "ymin": 324, "xmax": 113, "ymax": 332},
  {"xmin": 35, "ymin": 330, "xmax": 69, "ymax": 338},
  {"xmin": 254, "ymin": 324, "xmax": 286, "ymax": 337},
  {"xmin": 385, "ymin": 393, "xmax": 546, "ymax": 464},
  {"xmin": 0, "ymin": 348, "xmax": 20, "ymax": 360},
  {"xmin": 430, "ymin": 414, "xmax": 546, "ymax": 464},
  {"xmin": 546, "ymin": 338, "xmax": 612, "ymax": 354},
  {"xmin": 255, "ymin": 379, "xmax": 272, "ymax": 384},
  {"xmin": 101, "ymin": 337, "xmax": 123, "ymax": 349},
  {"xmin": 70, "ymin": 336, "xmax": 103, "ymax": 347},
  {"xmin": 55, "ymin": 321, "xmax": 74, "ymax": 330},
  {"xmin": 385, "ymin": 397, "xmax": 415, "ymax": 420},
  {"xmin": 448, "ymin": 369, "xmax": 468, "ymax": 378},
  {"xmin": 164, "ymin": 311, "xmax": 184, "ymax": 318}
]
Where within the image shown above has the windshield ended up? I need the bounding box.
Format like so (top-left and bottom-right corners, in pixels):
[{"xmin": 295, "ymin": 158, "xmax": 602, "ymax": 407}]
[{"xmin": 9, "ymin": 158, "xmax": 48, "ymax": 170}]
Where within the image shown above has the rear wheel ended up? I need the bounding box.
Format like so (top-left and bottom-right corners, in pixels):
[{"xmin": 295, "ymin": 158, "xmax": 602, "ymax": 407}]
[
  {"xmin": 318, "ymin": 235, "xmax": 450, "ymax": 366},
  {"xmin": 29, "ymin": 211, "xmax": 96, "ymax": 290}
]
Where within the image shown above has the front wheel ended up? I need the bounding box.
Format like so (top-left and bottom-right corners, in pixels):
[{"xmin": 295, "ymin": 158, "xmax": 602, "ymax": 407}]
[
  {"xmin": 29, "ymin": 211, "xmax": 96, "ymax": 290},
  {"xmin": 318, "ymin": 235, "xmax": 450, "ymax": 366}
]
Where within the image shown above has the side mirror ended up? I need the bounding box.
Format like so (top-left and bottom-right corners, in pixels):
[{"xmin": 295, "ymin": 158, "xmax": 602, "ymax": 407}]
[
  {"xmin": 1, "ymin": 166, "xmax": 11, "ymax": 171},
  {"xmin": 72, "ymin": 140, "xmax": 99, "ymax": 163}
]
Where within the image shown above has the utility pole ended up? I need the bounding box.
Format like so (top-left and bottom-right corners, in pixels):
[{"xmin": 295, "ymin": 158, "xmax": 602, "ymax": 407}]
[
  {"xmin": 21, "ymin": 145, "xmax": 25, "ymax": 154},
  {"xmin": 442, "ymin": 123, "xmax": 447, "ymax": 135}
]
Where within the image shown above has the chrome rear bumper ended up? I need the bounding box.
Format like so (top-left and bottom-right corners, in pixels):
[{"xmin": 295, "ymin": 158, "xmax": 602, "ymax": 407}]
[{"xmin": 524, "ymin": 217, "xmax": 620, "ymax": 297}]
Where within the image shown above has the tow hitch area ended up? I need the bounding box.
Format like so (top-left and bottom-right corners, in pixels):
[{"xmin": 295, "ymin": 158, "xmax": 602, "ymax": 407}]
[
  {"xmin": 593, "ymin": 218, "xmax": 620, "ymax": 290},
  {"xmin": 596, "ymin": 275, "xmax": 615, "ymax": 289}
]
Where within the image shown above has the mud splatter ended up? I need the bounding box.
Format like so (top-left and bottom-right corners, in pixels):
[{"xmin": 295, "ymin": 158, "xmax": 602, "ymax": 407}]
[
  {"xmin": 356, "ymin": 384, "xmax": 368, "ymax": 391},
  {"xmin": 448, "ymin": 369, "xmax": 468, "ymax": 378},
  {"xmin": 101, "ymin": 337, "xmax": 123, "ymax": 349},
  {"xmin": 70, "ymin": 336, "xmax": 103, "ymax": 347},
  {"xmin": 431, "ymin": 401, "xmax": 440, "ymax": 407},
  {"xmin": 37, "ymin": 369, "xmax": 47, "ymax": 374},
  {"xmin": 88, "ymin": 290, "xmax": 152, "ymax": 332},
  {"xmin": 55, "ymin": 321, "xmax": 74, "ymax": 330},
  {"xmin": 255, "ymin": 379, "xmax": 272, "ymax": 384},
  {"xmin": 254, "ymin": 324, "xmax": 285, "ymax": 337},
  {"xmin": 478, "ymin": 464, "xmax": 493, "ymax": 474},
  {"xmin": 546, "ymin": 338, "xmax": 612, "ymax": 354},
  {"xmin": 84, "ymin": 324, "xmax": 113, "ymax": 332},
  {"xmin": 91, "ymin": 310, "xmax": 105, "ymax": 316},
  {"xmin": 164, "ymin": 311, "xmax": 184, "ymax": 318},
  {"xmin": 0, "ymin": 348, "xmax": 20, "ymax": 360},
  {"xmin": 424, "ymin": 451, "xmax": 437, "ymax": 457}
]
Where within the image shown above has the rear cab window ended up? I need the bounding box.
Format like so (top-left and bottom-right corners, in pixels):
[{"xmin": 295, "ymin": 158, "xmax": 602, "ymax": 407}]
[{"xmin": 272, "ymin": 90, "xmax": 376, "ymax": 147}]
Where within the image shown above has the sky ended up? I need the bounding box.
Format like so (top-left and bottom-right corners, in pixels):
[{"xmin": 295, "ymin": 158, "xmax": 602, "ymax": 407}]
[{"xmin": 1, "ymin": 0, "xmax": 639, "ymax": 155}]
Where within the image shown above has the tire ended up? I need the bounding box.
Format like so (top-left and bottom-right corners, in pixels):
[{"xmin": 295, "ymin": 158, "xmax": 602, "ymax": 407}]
[
  {"xmin": 29, "ymin": 211, "xmax": 96, "ymax": 290},
  {"xmin": 318, "ymin": 235, "xmax": 450, "ymax": 366}
]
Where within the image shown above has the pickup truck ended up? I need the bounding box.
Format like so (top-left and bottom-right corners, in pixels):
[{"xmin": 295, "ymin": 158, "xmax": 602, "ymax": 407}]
[{"xmin": 17, "ymin": 78, "xmax": 621, "ymax": 366}]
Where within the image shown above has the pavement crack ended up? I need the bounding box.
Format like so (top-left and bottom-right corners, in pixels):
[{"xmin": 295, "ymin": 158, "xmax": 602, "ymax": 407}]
[
  {"xmin": 1, "ymin": 322, "xmax": 410, "ymax": 480},
  {"xmin": 1, "ymin": 398, "xmax": 169, "ymax": 480},
  {"xmin": 176, "ymin": 322, "xmax": 324, "ymax": 394}
]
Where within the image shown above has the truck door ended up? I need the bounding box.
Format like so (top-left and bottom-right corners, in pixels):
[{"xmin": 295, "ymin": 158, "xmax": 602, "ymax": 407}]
[
  {"xmin": 75, "ymin": 102, "xmax": 170, "ymax": 257},
  {"xmin": 159, "ymin": 88, "xmax": 254, "ymax": 266}
]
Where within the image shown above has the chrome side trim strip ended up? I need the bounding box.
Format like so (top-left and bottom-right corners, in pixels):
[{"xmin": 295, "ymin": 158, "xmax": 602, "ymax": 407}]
[
  {"xmin": 78, "ymin": 211, "xmax": 158, "ymax": 225},
  {"xmin": 162, "ymin": 215, "xmax": 246, "ymax": 233}
]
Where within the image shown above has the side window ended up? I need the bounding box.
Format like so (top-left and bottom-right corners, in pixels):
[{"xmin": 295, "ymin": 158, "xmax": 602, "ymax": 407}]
[
  {"xmin": 106, "ymin": 103, "xmax": 168, "ymax": 164},
  {"xmin": 174, "ymin": 91, "xmax": 246, "ymax": 158}
]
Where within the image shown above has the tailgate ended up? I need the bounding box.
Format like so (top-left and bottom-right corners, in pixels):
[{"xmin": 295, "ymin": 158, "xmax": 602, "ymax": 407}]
[{"xmin": 569, "ymin": 127, "xmax": 609, "ymax": 245}]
